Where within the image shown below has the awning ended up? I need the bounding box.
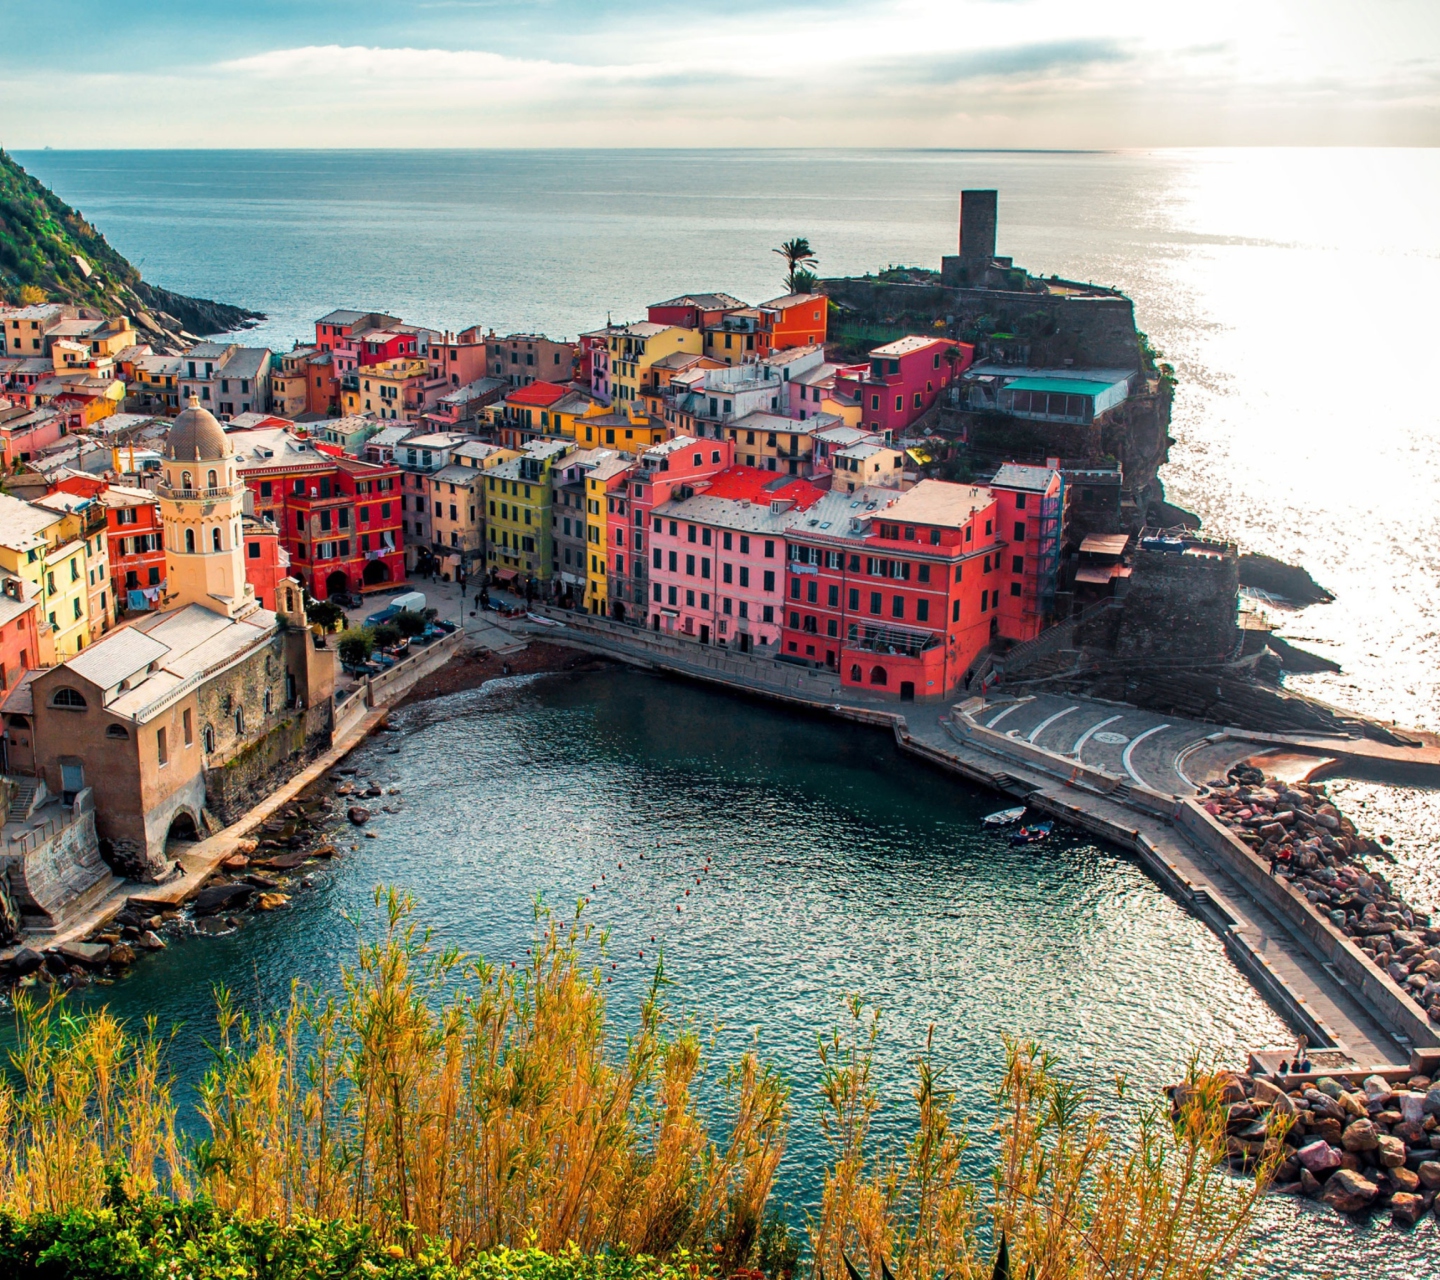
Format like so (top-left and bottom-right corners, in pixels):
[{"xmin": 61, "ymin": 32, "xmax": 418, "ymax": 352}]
[
  {"xmin": 492, "ymin": 567, "xmax": 519, "ymax": 583},
  {"xmin": 1079, "ymin": 533, "xmax": 1129, "ymax": 556},
  {"xmin": 1074, "ymin": 565, "xmax": 1120, "ymax": 585}
]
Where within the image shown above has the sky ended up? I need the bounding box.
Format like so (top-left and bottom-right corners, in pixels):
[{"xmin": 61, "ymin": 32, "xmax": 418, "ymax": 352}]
[{"xmin": 2, "ymin": 0, "xmax": 1437, "ymax": 149}]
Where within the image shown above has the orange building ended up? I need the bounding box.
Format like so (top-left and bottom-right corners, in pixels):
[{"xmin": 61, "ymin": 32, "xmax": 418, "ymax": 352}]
[
  {"xmin": 759, "ymin": 293, "xmax": 828, "ymax": 351},
  {"xmin": 241, "ymin": 516, "xmax": 290, "ymax": 610}
]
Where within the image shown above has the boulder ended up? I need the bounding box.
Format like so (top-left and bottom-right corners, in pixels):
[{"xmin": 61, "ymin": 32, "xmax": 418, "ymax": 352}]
[
  {"xmin": 234, "ymin": 837, "xmax": 259, "ymax": 854},
  {"xmin": 1399, "ymin": 1091, "xmax": 1428, "ymax": 1124},
  {"xmin": 7, "ymin": 947, "xmax": 42, "ymax": 976},
  {"xmin": 1423, "ymin": 1087, "xmax": 1440, "ymax": 1117},
  {"xmin": 1362, "ymin": 1074, "xmax": 1391, "ymax": 1098},
  {"xmin": 1391, "ymin": 1192, "xmax": 1425, "ymax": 1223},
  {"xmin": 137, "ymin": 931, "xmax": 165, "ymax": 951},
  {"xmin": 1313, "ymin": 1117, "xmax": 1344, "ymax": 1145},
  {"xmin": 1390, "ymin": 1165, "xmax": 1420, "ymax": 1193},
  {"xmin": 1338, "ymin": 1091, "xmax": 1366, "ymax": 1119},
  {"xmin": 221, "ymin": 854, "xmax": 250, "ymax": 872},
  {"xmin": 1316, "ymin": 1077, "xmax": 1346, "ymax": 1100},
  {"xmin": 1297, "ymin": 1140, "xmax": 1342, "ymax": 1174},
  {"xmin": 1418, "ymin": 1160, "xmax": 1440, "ymax": 1190},
  {"xmin": 255, "ymin": 893, "xmax": 290, "ymax": 912},
  {"xmin": 108, "ymin": 943, "xmax": 136, "ymax": 967},
  {"xmin": 347, "ymin": 807, "xmax": 370, "ymax": 825},
  {"xmin": 1300, "ymin": 1167, "xmax": 1323, "ymax": 1197},
  {"xmin": 192, "ymin": 882, "xmax": 253, "ymax": 916},
  {"xmin": 1395, "ymin": 1120, "xmax": 1427, "ymax": 1145},
  {"xmin": 1318, "ymin": 1168, "xmax": 1378, "ymax": 1213},
  {"xmin": 1377, "ymin": 1134, "xmax": 1407, "ymax": 1168},
  {"xmin": 1341, "ymin": 1119, "xmax": 1380, "ymax": 1152},
  {"xmin": 59, "ymin": 941, "xmax": 110, "ymax": 969}
]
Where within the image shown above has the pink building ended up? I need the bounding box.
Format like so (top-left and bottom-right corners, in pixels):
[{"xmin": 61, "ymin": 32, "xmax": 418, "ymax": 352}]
[
  {"xmin": 427, "ymin": 326, "xmax": 489, "ymax": 389},
  {"xmin": 648, "ymin": 466, "xmax": 822, "ymax": 652},
  {"xmin": 835, "ymin": 337, "xmax": 974, "ymax": 436}
]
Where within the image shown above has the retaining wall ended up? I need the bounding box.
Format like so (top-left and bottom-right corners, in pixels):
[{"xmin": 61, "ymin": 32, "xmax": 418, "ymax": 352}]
[{"xmin": 1174, "ymin": 798, "xmax": 1440, "ymax": 1049}]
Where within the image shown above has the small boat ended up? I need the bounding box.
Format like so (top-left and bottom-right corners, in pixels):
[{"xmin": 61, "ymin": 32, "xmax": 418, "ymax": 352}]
[
  {"xmin": 983, "ymin": 806, "xmax": 1027, "ymax": 828},
  {"xmin": 1009, "ymin": 822, "xmax": 1053, "ymax": 847}
]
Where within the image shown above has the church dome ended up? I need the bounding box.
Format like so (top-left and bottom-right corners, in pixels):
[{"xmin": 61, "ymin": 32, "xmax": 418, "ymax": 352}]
[{"xmin": 164, "ymin": 397, "xmax": 232, "ymax": 461}]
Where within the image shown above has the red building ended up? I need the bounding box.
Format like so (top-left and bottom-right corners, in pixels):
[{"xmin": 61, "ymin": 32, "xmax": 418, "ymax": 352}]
[
  {"xmin": 240, "ymin": 450, "xmax": 405, "ymax": 601},
  {"xmin": 757, "ymin": 293, "xmax": 828, "ymax": 351},
  {"xmin": 428, "ymin": 326, "xmax": 490, "ymax": 389},
  {"xmin": 647, "ymin": 293, "xmax": 746, "ymax": 330},
  {"xmin": 0, "ymin": 577, "xmax": 43, "ymax": 695},
  {"xmin": 836, "ymin": 336, "xmax": 973, "ymax": 437},
  {"xmin": 780, "ymin": 478, "xmax": 1025, "ymax": 699},
  {"xmin": 989, "ymin": 463, "xmax": 1065, "ymax": 644},
  {"xmin": 53, "ymin": 476, "xmax": 167, "ymax": 613},
  {"xmin": 241, "ymin": 515, "xmax": 290, "ymax": 610}
]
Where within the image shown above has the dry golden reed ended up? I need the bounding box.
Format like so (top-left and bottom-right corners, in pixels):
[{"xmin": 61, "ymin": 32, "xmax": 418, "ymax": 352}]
[{"xmin": 0, "ymin": 890, "xmax": 1270, "ymax": 1277}]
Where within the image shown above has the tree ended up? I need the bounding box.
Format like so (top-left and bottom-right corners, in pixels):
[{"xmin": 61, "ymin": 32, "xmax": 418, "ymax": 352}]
[
  {"xmin": 774, "ymin": 238, "xmax": 818, "ymax": 293},
  {"xmin": 393, "ymin": 609, "xmax": 426, "ymax": 639},
  {"xmin": 337, "ymin": 627, "xmax": 373, "ymax": 667},
  {"xmin": 372, "ymin": 622, "xmax": 402, "ymax": 651},
  {"xmin": 306, "ymin": 598, "xmax": 345, "ymax": 633}
]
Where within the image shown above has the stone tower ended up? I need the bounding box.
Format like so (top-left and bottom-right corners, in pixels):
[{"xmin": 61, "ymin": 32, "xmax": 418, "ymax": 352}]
[{"xmin": 159, "ymin": 397, "xmax": 256, "ymax": 618}]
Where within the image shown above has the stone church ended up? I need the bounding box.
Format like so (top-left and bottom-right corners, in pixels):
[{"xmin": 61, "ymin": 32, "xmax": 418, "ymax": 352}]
[{"xmin": 13, "ymin": 399, "xmax": 335, "ymax": 883}]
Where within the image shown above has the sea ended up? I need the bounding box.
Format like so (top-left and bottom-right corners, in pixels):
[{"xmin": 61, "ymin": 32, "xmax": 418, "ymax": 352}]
[{"xmin": 12, "ymin": 147, "xmax": 1440, "ymax": 1277}]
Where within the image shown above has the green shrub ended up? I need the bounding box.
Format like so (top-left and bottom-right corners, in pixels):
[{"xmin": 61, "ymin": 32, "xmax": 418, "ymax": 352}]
[
  {"xmin": 337, "ymin": 627, "xmax": 374, "ymax": 666},
  {"xmin": 394, "ymin": 609, "xmax": 427, "ymax": 638},
  {"xmin": 372, "ymin": 621, "xmax": 402, "ymax": 650}
]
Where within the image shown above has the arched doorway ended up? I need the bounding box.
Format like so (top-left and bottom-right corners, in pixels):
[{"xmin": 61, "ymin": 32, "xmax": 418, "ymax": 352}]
[
  {"xmin": 611, "ymin": 601, "xmax": 626, "ymax": 622},
  {"xmin": 167, "ymin": 810, "xmax": 199, "ymax": 842},
  {"xmin": 326, "ymin": 570, "xmax": 350, "ymax": 599},
  {"xmin": 363, "ymin": 559, "xmax": 392, "ymax": 586},
  {"xmin": 869, "ymin": 665, "xmax": 888, "ymax": 686}
]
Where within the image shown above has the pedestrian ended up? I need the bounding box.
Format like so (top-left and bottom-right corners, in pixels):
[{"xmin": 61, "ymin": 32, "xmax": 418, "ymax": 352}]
[
  {"xmin": 1277, "ymin": 846, "xmax": 1293, "ymax": 874},
  {"xmin": 1267, "ymin": 848, "xmax": 1278, "ymax": 876}
]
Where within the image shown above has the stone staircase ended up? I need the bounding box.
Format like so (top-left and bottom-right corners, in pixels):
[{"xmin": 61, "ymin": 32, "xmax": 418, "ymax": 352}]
[{"xmin": 6, "ymin": 777, "xmax": 40, "ymax": 824}]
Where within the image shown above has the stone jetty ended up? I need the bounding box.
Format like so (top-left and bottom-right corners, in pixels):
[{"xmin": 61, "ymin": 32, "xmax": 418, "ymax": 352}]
[{"xmin": 1201, "ymin": 767, "xmax": 1440, "ymax": 1021}]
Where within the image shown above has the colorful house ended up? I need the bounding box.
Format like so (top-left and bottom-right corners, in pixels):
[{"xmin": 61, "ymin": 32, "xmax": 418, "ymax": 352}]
[
  {"xmin": 490, "ymin": 381, "xmax": 571, "ymax": 447},
  {"xmin": 648, "ymin": 467, "xmax": 822, "ymax": 651},
  {"xmin": 646, "ymin": 293, "xmax": 746, "ymax": 330},
  {"xmin": 486, "ymin": 334, "xmax": 578, "ymax": 388},
  {"xmin": 343, "ymin": 358, "xmax": 435, "ymax": 422},
  {"xmin": 427, "ymin": 327, "xmax": 490, "ymax": 389},
  {"xmin": 0, "ymin": 493, "xmax": 91, "ymax": 658},
  {"xmin": 485, "ymin": 439, "xmax": 572, "ymax": 591},
  {"xmin": 836, "ymin": 337, "xmax": 973, "ymax": 437},
  {"xmin": 241, "ymin": 515, "xmax": 290, "ymax": 611},
  {"xmin": 0, "ymin": 575, "xmax": 42, "ymax": 696},
  {"xmin": 988, "ymin": 463, "xmax": 1065, "ymax": 643},
  {"xmin": 595, "ymin": 323, "xmax": 704, "ymax": 408},
  {"xmin": 779, "ymin": 479, "xmax": 1004, "ymax": 699},
  {"xmin": 584, "ymin": 454, "xmax": 633, "ymax": 617}
]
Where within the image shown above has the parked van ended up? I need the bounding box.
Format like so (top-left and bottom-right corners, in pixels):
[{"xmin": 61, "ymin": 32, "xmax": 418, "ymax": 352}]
[{"xmin": 364, "ymin": 591, "xmax": 427, "ymax": 627}]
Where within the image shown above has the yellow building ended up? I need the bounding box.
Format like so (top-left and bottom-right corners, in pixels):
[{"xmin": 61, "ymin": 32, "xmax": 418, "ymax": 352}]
[
  {"xmin": 343, "ymin": 358, "xmax": 429, "ymax": 421},
  {"xmin": 0, "ymin": 494, "xmax": 91, "ymax": 657},
  {"xmin": 549, "ymin": 391, "xmax": 607, "ymax": 441},
  {"xmin": 574, "ymin": 407, "xmax": 668, "ymax": 450},
  {"xmin": 604, "ymin": 323, "xmax": 703, "ymax": 407},
  {"xmin": 33, "ymin": 491, "xmax": 113, "ymax": 644},
  {"xmin": 583, "ymin": 455, "xmax": 632, "ymax": 614},
  {"xmin": 429, "ymin": 464, "xmax": 486, "ymax": 573},
  {"xmin": 485, "ymin": 439, "xmax": 572, "ymax": 589}
]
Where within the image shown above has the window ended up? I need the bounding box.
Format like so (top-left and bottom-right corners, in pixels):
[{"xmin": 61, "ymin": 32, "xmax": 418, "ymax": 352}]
[
  {"xmin": 685, "ymin": 554, "xmax": 695, "ymax": 576},
  {"xmin": 1012, "ymin": 556, "xmax": 1024, "ymax": 574},
  {"xmin": 156, "ymin": 726, "xmax": 168, "ymax": 764},
  {"xmin": 669, "ymin": 550, "xmax": 678, "ymax": 572},
  {"xmin": 848, "ymin": 588, "xmax": 859, "ymax": 610},
  {"xmin": 739, "ymin": 566, "xmax": 750, "ymax": 588},
  {"xmin": 1014, "ymin": 522, "xmax": 1026, "ymax": 541},
  {"xmin": 203, "ymin": 724, "xmax": 215, "ymax": 752},
  {"xmin": 762, "ymin": 605, "xmax": 774, "ymax": 624},
  {"xmin": 105, "ymin": 723, "xmax": 128, "ymax": 739},
  {"xmin": 234, "ymin": 707, "xmax": 245, "ymax": 735},
  {"xmin": 212, "ymin": 528, "xmax": 222, "ymax": 552},
  {"xmin": 916, "ymin": 599, "xmax": 930, "ymax": 622},
  {"xmin": 1010, "ymin": 582, "xmax": 1022, "ymax": 597},
  {"xmin": 895, "ymin": 395, "xmax": 903, "ymax": 412},
  {"xmin": 762, "ymin": 570, "xmax": 774, "ymax": 592},
  {"xmin": 892, "ymin": 596, "xmax": 905, "ymax": 619},
  {"xmin": 764, "ymin": 540, "xmax": 774, "ymax": 558},
  {"xmin": 207, "ymin": 469, "xmax": 218, "ymax": 489},
  {"xmin": 918, "ymin": 564, "xmax": 931, "ymax": 583},
  {"xmin": 827, "ymin": 584, "xmax": 839, "ymax": 607},
  {"xmin": 869, "ymin": 592, "xmax": 882, "ymax": 615}
]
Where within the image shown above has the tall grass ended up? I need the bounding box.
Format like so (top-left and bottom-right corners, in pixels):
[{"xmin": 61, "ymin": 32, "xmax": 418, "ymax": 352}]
[{"xmin": 0, "ymin": 890, "xmax": 1273, "ymax": 1277}]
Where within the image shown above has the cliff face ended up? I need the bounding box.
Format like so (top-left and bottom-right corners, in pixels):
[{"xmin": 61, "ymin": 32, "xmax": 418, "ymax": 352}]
[{"xmin": 0, "ymin": 149, "xmax": 262, "ymax": 336}]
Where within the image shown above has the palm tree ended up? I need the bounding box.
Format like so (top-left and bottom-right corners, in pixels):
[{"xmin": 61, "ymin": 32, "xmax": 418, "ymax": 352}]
[{"xmin": 774, "ymin": 238, "xmax": 818, "ymax": 293}]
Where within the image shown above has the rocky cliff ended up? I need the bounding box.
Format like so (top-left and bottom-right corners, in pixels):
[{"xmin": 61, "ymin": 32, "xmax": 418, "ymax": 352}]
[{"xmin": 0, "ymin": 149, "xmax": 262, "ymax": 337}]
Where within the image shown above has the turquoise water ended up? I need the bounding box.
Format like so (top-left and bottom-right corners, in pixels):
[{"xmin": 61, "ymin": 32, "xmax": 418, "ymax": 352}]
[{"xmin": 79, "ymin": 668, "xmax": 1433, "ymax": 1275}]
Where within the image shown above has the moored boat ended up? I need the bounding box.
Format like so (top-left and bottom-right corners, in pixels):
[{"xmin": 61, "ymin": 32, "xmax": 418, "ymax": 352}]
[
  {"xmin": 1009, "ymin": 821, "xmax": 1053, "ymax": 847},
  {"xmin": 983, "ymin": 806, "xmax": 1026, "ymax": 827}
]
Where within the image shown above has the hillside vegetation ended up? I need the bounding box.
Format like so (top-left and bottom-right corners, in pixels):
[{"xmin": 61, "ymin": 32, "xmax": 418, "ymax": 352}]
[{"xmin": 0, "ymin": 149, "xmax": 260, "ymax": 337}]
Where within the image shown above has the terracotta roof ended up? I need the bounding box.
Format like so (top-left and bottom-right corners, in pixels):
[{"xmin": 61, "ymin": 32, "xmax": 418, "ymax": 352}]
[{"xmin": 505, "ymin": 381, "xmax": 569, "ymax": 408}]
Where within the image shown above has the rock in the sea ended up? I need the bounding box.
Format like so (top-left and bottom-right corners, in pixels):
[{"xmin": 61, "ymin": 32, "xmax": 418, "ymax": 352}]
[
  {"xmin": 347, "ymin": 807, "xmax": 370, "ymax": 825},
  {"xmin": 222, "ymin": 854, "xmax": 249, "ymax": 871},
  {"xmin": 255, "ymin": 893, "xmax": 290, "ymax": 911},
  {"xmin": 108, "ymin": 943, "xmax": 136, "ymax": 967},
  {"xmin": 1341, "ymin": 1119, "xmax": 1380, "ymax": 1153},
  {"xmin": 1318, "ymin": 1168, "xmax": 1377, "ymax": 1213},
  {"xmin": 1391, "ymin": 1191, "xmax": 1425, "ymax": 1223},
  {"xmin": 192, "ymin": 882, "xmax": 253, "ymax": 916},
  {"xmin": 1297, "ymin": 1140, "xmax": 1342, "ymax": 1174},
  {"xmin": 137, "ymin": 930, "xmax": 165, "ymax": 951},
  {"xmin": 59, "ymin": 941, "xmax": 111, "ymax": 969}
]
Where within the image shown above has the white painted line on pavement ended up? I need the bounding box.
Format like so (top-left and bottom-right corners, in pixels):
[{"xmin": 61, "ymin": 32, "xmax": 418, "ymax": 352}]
[
  {"xmin": 1122, "ymin": 723, "xmax": 1172, "ymax": 786},
  {"xmin": 1027, "ymin": 705, "xmax": 1078, "ymax": 744},
  {"xmin": 1070, "ymin": 714, "xmax": 1122, "ymax": 758},
  {"xmin": 985, "ymin": 700, "xmax": 1029, "ymax": 728}
]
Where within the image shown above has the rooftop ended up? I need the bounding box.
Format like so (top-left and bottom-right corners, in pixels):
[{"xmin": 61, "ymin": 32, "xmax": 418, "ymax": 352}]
[
  {"xmin": 731, "ymin": 409, "xmax": 835, "ymax": 435},
  {"xmin": 0, "ymin": 493, "xmax": 58, "ymax": 552},
  {"xmin": 759, "ymin": 293, "xmax": 825, "ymax": 310},
  {"xmin": 883, "ymin": 479, "xmax": 995, "ymax": 528},
  {"xmin": 650, "ymin": 293, "xmax": 747, "ymax": 311},
  {"xmin": 869, "ymin": 335, "xmax": 950, "ymax": 358},
  {"xmin": 990, "ymin": 463, "xmax": 1057, "ymax": 493},
  {"xmin": 1002, "ymin": 376, "xmax": 1129, "ymax": 396},
  {"xmin": 786, "ymin": 487, "xmax": 903, "ymax": 541},
  {"xmin": 430, "ymin": 463, "xmax": 483, "ymax": 486},
  {"xmin": 654, "ymin": 467, "xmax": 824, "ymax": 533},
  {"xmin": 505, "ymin": 381, "xmax": 570, "ymax": 408}
]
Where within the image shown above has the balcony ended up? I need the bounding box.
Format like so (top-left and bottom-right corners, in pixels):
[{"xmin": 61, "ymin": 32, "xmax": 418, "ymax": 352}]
[{"xmin": 843, "ymin": 622, "xmax": 939, "ymax": 658}]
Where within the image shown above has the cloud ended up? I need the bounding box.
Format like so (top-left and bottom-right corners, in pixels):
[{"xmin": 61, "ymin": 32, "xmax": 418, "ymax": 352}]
[{"xmin": 876, "ymin": 38, "xmax": 1134, "ymax": 86}]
